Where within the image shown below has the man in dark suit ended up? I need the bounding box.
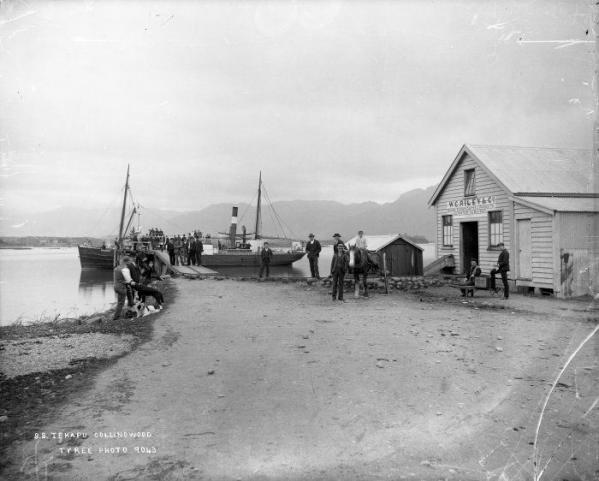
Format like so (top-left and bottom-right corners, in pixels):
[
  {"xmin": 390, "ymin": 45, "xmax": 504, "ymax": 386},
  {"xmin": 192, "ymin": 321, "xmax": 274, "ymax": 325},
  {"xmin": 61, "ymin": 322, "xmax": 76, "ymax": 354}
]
[
  {"xmin": 188, "ymin": 236, "xmax": 196, "ymax": 266},
  {"xmin": 461, "ymin": 259, "xmax": 482, "ymax": 297},
  {"xmin": 331, "ymin": 243, "xmax": 349, "ymax": 301},
  {"xmin": 166, "ymin": 237, "xmax": 175, "ymax": 265},
  {"xmin": 490, "ymin": 242, "xmax": 510, "ymax": 299},
  {"xmin": 259, "ymin": 242, "xmax": 273, "ymax": 278},
  {"xmin": 305, "ymin": 233, "xmax": 322, "ymax": 279}
]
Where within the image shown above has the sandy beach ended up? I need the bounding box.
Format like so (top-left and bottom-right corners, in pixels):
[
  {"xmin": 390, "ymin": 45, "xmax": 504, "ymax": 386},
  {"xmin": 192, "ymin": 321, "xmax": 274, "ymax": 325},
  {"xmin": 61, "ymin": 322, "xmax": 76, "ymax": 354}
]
[{"xmin": 1, "ymin": 277, "xmax": 597, "ymax": 480}]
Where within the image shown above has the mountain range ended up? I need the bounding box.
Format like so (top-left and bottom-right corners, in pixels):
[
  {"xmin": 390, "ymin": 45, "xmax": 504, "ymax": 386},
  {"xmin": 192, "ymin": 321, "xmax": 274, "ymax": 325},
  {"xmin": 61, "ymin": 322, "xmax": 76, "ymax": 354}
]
[{"xmin": 0, "ymin": 186, "xmax": 437, "ymax": 241}]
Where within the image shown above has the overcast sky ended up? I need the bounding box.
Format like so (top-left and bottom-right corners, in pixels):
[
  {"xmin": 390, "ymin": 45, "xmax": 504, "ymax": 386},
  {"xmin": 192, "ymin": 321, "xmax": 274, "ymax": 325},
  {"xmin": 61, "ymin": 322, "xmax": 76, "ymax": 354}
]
[{"xmin": 0, "ymin": 0, "xmax": 594, "ymax": 217}]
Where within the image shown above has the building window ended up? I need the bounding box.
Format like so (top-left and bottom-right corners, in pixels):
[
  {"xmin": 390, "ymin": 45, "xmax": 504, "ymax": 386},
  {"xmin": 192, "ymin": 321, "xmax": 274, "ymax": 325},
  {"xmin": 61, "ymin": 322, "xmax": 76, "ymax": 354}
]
[
  {"xmin": 488, "ymin": 211, "xmax": 503, "ymax": 247},
  {"xmin": 442, "ymin": 215, "xmax": 453, "ymax": 246},
  {"xmin": 464, "ymin": 169, "xmax": 476, "ymax": 196}
]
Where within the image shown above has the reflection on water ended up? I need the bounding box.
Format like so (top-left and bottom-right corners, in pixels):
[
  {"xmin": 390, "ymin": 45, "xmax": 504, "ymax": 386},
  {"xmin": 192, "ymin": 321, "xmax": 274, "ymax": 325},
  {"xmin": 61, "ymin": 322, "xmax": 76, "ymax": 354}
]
[
  {"xmin": 79, "ymin": 269, "xmax": 113, "ymax": 288},
  {"xmin": 0, "ymin": 248, "xmax": 117, "ymax": 326},
  {"xmin": 78, "ymin": 269, "xmax": 114, "ymax": 307}
]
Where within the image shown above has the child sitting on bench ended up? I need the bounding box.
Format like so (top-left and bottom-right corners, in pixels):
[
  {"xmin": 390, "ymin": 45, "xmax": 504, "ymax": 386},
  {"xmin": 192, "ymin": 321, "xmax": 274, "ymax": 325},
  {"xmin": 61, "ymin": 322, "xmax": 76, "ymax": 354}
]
[{"xmin": 461, "ymin": 259, "xmax": 481, "ymax": 297}]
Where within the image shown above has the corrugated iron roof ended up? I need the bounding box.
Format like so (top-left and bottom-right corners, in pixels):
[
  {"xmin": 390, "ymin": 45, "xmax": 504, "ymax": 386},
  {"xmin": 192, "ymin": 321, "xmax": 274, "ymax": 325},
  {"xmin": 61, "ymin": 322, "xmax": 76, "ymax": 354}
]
[
  {"xmin": 514, "ymin": 196, "xmax": 599, "ymax": 213},
  {"xmin": 468, "ymin": 145, "xmax": 594, "ymax": 194},
  {"xmin": 429, "ymin": 144, "xmax": 595, "ymax": 206},
  {"xmin": 346, "ymin": 234, "xmax": 423, "ymax": 252}
]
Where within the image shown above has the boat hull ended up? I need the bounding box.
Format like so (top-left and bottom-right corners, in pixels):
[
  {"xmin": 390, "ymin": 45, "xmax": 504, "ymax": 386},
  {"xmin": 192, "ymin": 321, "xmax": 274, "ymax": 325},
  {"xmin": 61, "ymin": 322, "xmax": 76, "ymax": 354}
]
[
  {"xmin": 200, "ymin": 251, "xmax": 305, "ymax": 267},
  {"xmin": 79, "ymin": 245, "xmax": 306, "ymax": 270},
  {"xmin": 78, "ymin": 246, "xmax": 115, "ymax": 269}
]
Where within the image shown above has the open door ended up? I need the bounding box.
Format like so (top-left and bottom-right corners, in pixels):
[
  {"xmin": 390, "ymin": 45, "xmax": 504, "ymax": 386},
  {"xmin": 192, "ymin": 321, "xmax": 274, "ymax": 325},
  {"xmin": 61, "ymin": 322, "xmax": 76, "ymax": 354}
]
[{"xmin": 461, "ymin": 222, "xmax": 479, "ymax": 274}]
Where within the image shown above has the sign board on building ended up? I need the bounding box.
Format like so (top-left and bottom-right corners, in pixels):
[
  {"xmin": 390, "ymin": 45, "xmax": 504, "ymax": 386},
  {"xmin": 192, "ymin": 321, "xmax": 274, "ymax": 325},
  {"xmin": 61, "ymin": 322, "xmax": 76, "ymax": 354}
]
[{"xmin": 446, "ymin": 196, "xmax": 497, "ymax": 218}]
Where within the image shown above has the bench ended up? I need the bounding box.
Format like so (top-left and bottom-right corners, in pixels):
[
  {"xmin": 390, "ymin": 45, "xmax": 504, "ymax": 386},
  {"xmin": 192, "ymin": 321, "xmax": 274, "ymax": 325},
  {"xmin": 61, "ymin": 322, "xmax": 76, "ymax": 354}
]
[{"xmin": 451, "ymin": 275, "xmax": 504, "ymax": 297}]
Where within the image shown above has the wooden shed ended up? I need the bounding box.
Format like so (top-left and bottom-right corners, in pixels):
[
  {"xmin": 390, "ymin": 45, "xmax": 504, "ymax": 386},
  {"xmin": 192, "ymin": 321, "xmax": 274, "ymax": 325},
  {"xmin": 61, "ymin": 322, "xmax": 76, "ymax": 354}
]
[
  {"xmin": 428, "ymin": 144, "xmax": 598, "ymax": 297},
  {"xmin": 347, "ymin": 234, "xmax": 423, "ymax": 276}
]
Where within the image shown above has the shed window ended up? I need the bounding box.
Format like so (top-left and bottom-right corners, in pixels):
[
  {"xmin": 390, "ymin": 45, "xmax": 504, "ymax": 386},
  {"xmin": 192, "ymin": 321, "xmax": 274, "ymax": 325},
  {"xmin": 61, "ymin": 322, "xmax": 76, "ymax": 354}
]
[
  {"xmin": 464, "ymin": 169, "xmax": 476, "ymax": 196},
  {"xmin": 442, "ymin": 215, "xmax": 453, "ymax": 246},
  {"xmin": 488, "ymin": 211, "xmax": 503, "ymax": 247}
]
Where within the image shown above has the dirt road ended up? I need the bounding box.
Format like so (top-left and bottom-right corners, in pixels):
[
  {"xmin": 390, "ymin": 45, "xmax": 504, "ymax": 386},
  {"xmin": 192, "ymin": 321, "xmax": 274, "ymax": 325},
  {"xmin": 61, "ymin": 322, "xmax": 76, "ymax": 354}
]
[{"xmin": 3, "ymin": 279, "xmax": 598, "ymax": 480}]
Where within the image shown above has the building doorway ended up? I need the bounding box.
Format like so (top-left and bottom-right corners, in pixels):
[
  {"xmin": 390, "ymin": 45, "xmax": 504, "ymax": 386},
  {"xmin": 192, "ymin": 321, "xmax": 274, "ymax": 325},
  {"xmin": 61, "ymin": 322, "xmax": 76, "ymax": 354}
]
[{"xmin": 461, "ymin": 222, "xmax": 479, "ymax": 273}]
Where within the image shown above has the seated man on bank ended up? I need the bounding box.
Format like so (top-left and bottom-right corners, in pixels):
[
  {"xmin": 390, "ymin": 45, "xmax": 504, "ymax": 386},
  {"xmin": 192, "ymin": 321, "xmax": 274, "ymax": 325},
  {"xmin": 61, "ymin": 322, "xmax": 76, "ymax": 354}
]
[{"xmin": 460, "ymin": 259, "xmax": 482, "ymax": 297}]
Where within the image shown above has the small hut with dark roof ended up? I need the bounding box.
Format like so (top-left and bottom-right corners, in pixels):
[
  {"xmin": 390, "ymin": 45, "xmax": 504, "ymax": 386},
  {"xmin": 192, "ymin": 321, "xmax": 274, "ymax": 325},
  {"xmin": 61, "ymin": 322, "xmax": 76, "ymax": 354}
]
[{"xmin": 346, "ymin": 234, "xmax": 424, "ymax": 276}]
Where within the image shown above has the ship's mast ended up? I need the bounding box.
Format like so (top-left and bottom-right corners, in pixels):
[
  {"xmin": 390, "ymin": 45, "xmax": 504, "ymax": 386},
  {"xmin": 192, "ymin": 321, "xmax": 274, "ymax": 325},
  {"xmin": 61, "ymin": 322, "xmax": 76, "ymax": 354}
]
[
  {"xmin": 254, "ymin": 171, "xmax": 262, "ymax": 240},
  {"xmin": 117, "ymin": 165, "xmax": 130, "ymax": 246}
]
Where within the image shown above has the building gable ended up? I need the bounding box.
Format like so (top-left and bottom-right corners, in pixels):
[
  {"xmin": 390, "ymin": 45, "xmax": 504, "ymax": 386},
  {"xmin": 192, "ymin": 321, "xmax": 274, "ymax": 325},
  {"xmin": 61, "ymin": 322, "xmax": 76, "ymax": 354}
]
[{"xmin": 428, "ymin": 145, "xmax": 511, "ymax": 206}]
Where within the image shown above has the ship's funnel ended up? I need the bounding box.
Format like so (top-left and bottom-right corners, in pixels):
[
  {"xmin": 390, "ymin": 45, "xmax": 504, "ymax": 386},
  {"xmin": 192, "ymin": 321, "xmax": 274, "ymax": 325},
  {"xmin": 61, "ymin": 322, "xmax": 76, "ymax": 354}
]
[{"xmin": 229, "ymin": 206, "xmax": 238, "ymax": 247}]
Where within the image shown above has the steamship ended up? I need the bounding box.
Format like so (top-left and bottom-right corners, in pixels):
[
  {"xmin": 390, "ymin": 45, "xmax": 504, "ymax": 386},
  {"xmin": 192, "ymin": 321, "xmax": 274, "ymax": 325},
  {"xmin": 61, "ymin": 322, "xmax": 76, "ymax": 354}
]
[{"xmin": 200, "ymin": 172, "xmax": 305, "ymax": 267}]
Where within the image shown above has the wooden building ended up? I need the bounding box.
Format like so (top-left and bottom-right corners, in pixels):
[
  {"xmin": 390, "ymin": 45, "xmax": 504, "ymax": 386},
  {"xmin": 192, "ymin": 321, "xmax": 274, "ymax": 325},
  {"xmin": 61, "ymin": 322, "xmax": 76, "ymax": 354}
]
[
  {"xmin": 347, "ymin": 234, "xmax": 423, "ymax": 276},
  {"xmin": 428, "ymin": 145, "xmax": 598, "ymax": 297}
]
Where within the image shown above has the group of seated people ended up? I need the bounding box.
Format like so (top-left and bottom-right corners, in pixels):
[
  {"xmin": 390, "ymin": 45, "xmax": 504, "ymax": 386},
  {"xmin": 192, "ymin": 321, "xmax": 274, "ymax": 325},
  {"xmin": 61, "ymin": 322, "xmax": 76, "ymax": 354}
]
[{"xmin": 113, "ymin": 254, "xmax": 165, "ymax": 319}]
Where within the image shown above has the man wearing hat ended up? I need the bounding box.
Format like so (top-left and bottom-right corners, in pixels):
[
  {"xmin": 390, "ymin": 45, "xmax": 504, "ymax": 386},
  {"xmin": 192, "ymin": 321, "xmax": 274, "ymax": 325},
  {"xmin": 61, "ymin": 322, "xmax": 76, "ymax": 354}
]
[
  {"xmin": 305, "ymin": 233, "xmax": 322, "ymax": 279},
  {"xmin": 332, "ymin": 233, "xmax": 345, "ymax": 254},
  {"xmin": 331, "ymin": 242, "xmax": 349, "ymax": 301},
  {"xmin": 259, "ymin": 242, "xmax": 273, "ymax": 278},
  {"xmin": 490, "ymin": 242, "xmax": 510, "ymax": 299},
  {"xmin": 330, "ymin": 233, "xmax": 346, "ymax": 277}
]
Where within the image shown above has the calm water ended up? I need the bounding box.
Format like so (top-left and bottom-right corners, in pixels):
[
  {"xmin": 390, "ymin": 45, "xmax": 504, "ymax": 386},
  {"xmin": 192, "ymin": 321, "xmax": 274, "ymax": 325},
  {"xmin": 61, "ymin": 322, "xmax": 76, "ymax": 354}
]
[
  {"xmin": 0, "ymin": 248, "xmax": 115, "ymax": 325},
  {"xmin": 0, "ymin": 244, "xmax": 436, "ymax": 326}
]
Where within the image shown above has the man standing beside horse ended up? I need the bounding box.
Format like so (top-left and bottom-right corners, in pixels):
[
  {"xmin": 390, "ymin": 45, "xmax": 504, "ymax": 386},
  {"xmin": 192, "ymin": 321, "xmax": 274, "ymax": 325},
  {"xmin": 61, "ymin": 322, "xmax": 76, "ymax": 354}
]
[
  {"xmin": 305, "ymin": 233, "xmax": 322, "ymax": 279},
  {"xmin": 331, "ymin": 243, "xmax": 349, "ymax": 302}
]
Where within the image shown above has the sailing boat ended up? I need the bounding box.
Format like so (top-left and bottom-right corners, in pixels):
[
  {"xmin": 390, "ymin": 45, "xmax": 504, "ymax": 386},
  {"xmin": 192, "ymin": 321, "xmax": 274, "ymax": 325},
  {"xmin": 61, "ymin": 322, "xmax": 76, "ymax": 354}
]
[
  {"xmin": 200, "ymin": 172, "xmax": 306, "ymax": 267},
  {"xmin": 77, "ymin": 166, "xmax": 133, "ymax": 269},
  {"xmin": 78, "ymin": 166, "xmax": 169, "ymax": 272}
]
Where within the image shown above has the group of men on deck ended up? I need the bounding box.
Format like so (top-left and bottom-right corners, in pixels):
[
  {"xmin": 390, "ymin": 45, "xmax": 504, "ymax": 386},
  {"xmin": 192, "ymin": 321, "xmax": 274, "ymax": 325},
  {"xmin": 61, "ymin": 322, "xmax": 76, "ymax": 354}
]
[{"xmin": 165, "ymin": 233, "xmax": 204, "ymax": 266}]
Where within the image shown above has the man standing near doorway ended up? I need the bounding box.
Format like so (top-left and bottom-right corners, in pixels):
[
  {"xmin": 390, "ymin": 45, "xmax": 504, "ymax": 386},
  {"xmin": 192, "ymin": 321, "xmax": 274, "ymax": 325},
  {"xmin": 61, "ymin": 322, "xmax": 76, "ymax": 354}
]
[
  {"xmin": 305, "ymin": 233, "xmax": 322, "ymax": 279},
  {"xmin": 490, "ymin": 242, "xmax": 510, "ymax": 299}
]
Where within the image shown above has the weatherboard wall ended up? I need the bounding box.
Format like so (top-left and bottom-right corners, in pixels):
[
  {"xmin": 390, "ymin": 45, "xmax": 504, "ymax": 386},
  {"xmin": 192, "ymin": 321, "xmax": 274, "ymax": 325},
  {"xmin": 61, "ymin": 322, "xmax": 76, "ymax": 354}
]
[
  {"xmin": 433, "ymin": 153, "xmax": 512, "ymax": 276},
  {"xmin": 512, "ymin": 202, "xmax": 554, "ymax": 288},
  {"xmin": 380, "ymin": 239, "xmax": 423, "ymax": 276}
]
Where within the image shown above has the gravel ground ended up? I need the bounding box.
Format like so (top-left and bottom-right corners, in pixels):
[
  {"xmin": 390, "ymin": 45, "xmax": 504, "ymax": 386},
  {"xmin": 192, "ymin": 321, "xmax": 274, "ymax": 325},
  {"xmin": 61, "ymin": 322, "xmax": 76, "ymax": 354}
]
[
  {"xmin": 1, "ymin": 277, "xmax": 597, "ymax": 481},
  {"xmin": 0, "ymin": 333, "xmax": 135, "ymax": 379}
]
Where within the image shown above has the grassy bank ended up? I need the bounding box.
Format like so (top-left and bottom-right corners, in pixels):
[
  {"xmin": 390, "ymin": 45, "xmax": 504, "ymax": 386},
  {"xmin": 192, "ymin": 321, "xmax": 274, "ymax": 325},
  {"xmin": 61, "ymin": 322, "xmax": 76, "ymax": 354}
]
[{"xmin": 0, "ymin": 280, "xmax": 175, "ymax": 461}]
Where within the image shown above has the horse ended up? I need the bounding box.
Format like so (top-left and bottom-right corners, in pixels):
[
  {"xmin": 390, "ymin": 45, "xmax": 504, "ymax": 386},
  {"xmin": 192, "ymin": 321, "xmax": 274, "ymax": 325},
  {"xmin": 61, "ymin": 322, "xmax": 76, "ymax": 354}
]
[{"xmin": 348, "ymin": 245, "xmax": 379, "ymax": 298}]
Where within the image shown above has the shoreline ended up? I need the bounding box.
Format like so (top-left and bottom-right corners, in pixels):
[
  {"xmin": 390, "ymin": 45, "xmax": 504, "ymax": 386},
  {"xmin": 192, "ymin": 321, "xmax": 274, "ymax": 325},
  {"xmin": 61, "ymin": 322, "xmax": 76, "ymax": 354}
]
[
  {"xmin": 1, "ymin": 277, "xmax": 596, "ymax": 480},
  {"xmin": 0, "ymin": 279, "xmax": 176, "ymax": 458},
  {"xmin": 1, "ymin": 274, "xmax": 597, "ymax": 477}
]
